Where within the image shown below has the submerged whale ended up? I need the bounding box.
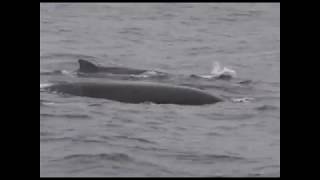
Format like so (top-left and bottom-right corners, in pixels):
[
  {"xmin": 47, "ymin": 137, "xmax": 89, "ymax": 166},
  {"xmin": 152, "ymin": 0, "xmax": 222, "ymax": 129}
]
[
  {"xmin": 78, "ymin": 59, "xmax": 162, "ymax": 75},
  {"xmin": 44, "ymin": 81, "xmax": 222, "ymax": 105}
]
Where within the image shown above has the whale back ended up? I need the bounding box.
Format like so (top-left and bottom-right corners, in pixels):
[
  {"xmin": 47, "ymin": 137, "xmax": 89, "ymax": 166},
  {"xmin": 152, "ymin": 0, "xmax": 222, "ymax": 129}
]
[{"xmin": 47, "ymin": 82, "xmax": 222, "ymax": 105}]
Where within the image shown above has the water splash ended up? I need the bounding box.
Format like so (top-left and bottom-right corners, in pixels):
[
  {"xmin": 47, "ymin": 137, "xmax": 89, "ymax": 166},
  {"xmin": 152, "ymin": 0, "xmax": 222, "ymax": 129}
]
[
  {"xmin": 210, "ymin": 61, "xmax": 237, "ymax": 78},
  {"xmin": 192, "ymin": 61, "xmax": 237, "ymax": 80}
]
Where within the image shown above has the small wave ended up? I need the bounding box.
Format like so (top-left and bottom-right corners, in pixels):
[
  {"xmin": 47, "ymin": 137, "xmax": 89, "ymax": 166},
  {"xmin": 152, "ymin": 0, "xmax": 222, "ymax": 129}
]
[
  {"xmin": 113, "ymin": 135, "xmax": 157, "ymax": 145},
  {"xmin": 238, "ymin": 80, "xmax": 253, "ymax": 85},
  {"xmin": 173, "ymin": 153, "xmax": 246, "ymax": 164},
  {"xmin": 40, "ymin": 53, "xmax": 96, "ymax": 61},
  {"xmin": 40, "ymin": 70, "xmax": 74, "ymax": 76},
  {"xmin": 40, "ymin": 83, "xmax": 53, "ymax": 89},
  {"xmin": 40, "ymin": 100, "xmax": 56, "ymax": 106},
  {"xmin": 61, "ymin": 153, "xmax": 133, "ymax": 163},
  {"xmin": 40, "ymin": 113, "xmax": 90, "ymax": 119},
  {"xmin": 231, "ymin": 97, "xmax": 255, "ymax": 103},
  {"xmin": 40, "ymin": 136, "xmax": 109, "ymax": 144},
  {"xmin": 190, "ymin": 74, "xmax": 233, "ymax": 81},
  {"xmin": 255, "ymin": 105, "xmax": 279, "ymax": 111},
  {"xmin": 200, "ymin": 112, "xmax": 255, "ymax": 121},
  {"xmin": 40, "ymin": 137, "xmax": 73, "ymax": 143},
  {"xmin": 40, "ymin": 70, "xmax": 62, "ymax": 75}
]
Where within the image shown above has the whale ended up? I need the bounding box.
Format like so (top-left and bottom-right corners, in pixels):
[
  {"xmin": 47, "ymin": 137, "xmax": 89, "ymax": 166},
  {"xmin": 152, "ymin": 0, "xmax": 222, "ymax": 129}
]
[
  {"xmin": 77, "ymin": 59, "xmax": 236, "ymax": 81},
  {"xmin": 78, "ymin": 59, "xmax": 164, "ymax": 75},
  {"xmin": 44, "ymin": 81, "xmax": 222, "ymax": 105}
]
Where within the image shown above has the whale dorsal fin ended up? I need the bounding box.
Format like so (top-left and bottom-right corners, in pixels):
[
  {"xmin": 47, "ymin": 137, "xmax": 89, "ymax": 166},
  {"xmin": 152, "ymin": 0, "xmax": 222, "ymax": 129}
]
[{"xmin": 78, "ymin": 59, "xmax": 99, "ymax": 73}]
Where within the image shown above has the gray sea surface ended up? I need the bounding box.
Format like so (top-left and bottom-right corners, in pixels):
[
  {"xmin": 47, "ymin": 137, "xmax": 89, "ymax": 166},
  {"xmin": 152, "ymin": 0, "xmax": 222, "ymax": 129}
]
[{"xmin": 40, "ymin": 3, "xmax": 280, "ymax": 177}]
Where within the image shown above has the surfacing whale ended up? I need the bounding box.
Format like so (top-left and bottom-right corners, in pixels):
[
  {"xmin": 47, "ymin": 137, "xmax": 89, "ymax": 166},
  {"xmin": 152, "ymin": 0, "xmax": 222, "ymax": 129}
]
[
  {"xmin": 77, "ymin": 59, "xmax": 236, "ymax": 81},
  {"xmin": 44, "ymin": 81, "xmax": 222, "ymax": 105}
]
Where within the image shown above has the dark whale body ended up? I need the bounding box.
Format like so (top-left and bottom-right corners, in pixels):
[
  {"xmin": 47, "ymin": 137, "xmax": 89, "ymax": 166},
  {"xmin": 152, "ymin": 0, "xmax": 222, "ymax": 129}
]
[
  {"xmin": 78, "ymin": 59, "xmax": 149, "ymax": 75},
  {"xmin": 46, "ymin": 81, "xmax": 222, "ymax": 105}
]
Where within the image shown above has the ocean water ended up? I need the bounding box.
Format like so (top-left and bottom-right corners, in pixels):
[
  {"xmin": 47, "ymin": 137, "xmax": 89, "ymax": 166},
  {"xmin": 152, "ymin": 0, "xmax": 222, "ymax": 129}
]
[{"xmin": 40, "ymin": 3, "xmax": 280, "ymax": 177}]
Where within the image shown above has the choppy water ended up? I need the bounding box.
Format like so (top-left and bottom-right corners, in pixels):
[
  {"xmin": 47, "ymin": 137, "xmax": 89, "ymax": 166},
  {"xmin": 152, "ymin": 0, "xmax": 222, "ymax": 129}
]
[{"xmin": 40, "ymin": 3, "xmax": 280, "ymax": 177}]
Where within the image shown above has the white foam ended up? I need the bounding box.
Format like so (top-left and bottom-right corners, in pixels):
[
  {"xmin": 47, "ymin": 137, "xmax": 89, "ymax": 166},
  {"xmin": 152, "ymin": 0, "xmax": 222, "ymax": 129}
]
[
  {"xmin": 231, "ymin": 97, "xmax": 255, "ymax": 103},
  {"xmin": 143, "ymin": 70, "xmax": 158, "ymax": 76},
  {"xmin": 210, "ymin": 61, "xmax": 237, "ymax": 78},
  {"xmin": 40, "ymin": 83, "xmax": 53, "ymax": 89},
  {"xmin": 61, "ymin": 70, "xmax": 71, "ymax": 75},
  {"xmin": 196, "ymin": 75, "xmax": 216, "ymax": 79},
  {"xmin": 132, "ymin": 71, "xmax": 161, "ymax": 78}
]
